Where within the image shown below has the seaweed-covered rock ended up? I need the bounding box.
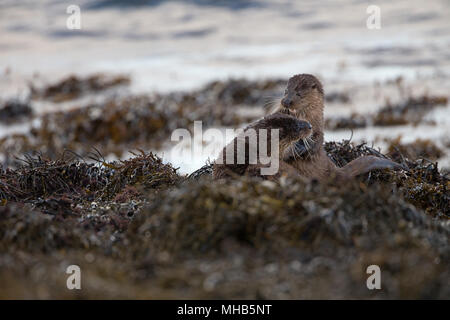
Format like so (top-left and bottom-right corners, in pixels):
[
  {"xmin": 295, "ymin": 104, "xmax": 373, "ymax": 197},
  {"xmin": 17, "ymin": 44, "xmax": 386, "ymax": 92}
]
[
  {"xmin": 325, "ymin": 140, "xmax": 390, "ymax": 168},
  {"xmin": 0, "ymin": 151, "xmax": 181, "ymax": 212},
  {"xmin": 120, "ymin": 176, "xmax": 449, "ymax": 299},
  {"xmin": 30, "ymin": 74, "xmax": 130, "ymax": 102},
  {"xmin": 325, "ymin": 140, "xmax": 449, "ymax": 219},
  {"xmin": 200, "ymin": 78, "xmax": 285, "ymax": 106},
  {"xmin": 325, "ymin": 113, "xmax": 367, "ymax": 130},
  {"xmin": 0, "ymin": 74, "xmax": 448, "ymax": 298},
  {"xmin": 323, "ymin": 94, "xmax": 447, "ymax": 130},
  {"xmin": 386, "ymin": 137, "xmax": 445, "ymax": 161},
  {"xmin": 0, "ymin": 147, "xmax": 448, "ymax": 299},
  {"xmin": 189, "ymin": 140, "xmax": 449, "ymax": 219},
  {"xmin": 373, "ymin": 94, "xmax": 448, "ymax": 126},
  {"xmin": 129, "ymin": 177, "xmax": 448, "ymax": 254},
  {"xmin": 0, "ymin": 202, "xmax": 118, "ymax": 253}
]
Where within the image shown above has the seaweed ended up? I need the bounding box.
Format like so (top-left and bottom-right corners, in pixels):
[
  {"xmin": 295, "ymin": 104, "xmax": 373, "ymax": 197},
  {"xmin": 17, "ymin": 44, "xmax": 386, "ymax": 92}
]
[
  {"xmin": 0, "ymin": 76, "xmax": 449, "ymax": 299},
  {"xmin": 325, "ymin": 91, "xmax": 351, "ymax": 104},
  {"xmin": 99, "ymin": 150, "xmax": 182, "ymax": 199},
  {"xmin": 0, "ymin": 150, "xmax": 181, "ymax": 215},
  {"xmin": 324, "ymin": 140, "xmax": 389, "ymax": 167},
  {"xmin": 373, "ymin": 94, "xmax": 448, "ymax": 126},
  {"xmin": 0, "ymin": 99, "xmax": 33, "ymax": 123},
  {"xmin": 324, "ymin": 93, "xmax": 448, "ymax": 130},
  {"xmin": 200, "ymin": 78, "xmax": 285, "ymax": 106},
  {"xmin": 0, "ymin": 91, "xmax": 247, "ymax": 159},
  {"xmin": 121, "ymin": 176, "xmax": 449, "ymax": 299},
  {"xmin": 189, "ymin": 139, "xmax": 449, "ymax": 219},
  {"xmin": 325, "ymin": 140, "xmax": 449, "ymax": 219},
  {"xmin": 30, "ymin": 74, "xmax": 130, "ymax": 102},
  {"xmin": 0, "ymin": 142, "xmax": 448, "ymax": 299},
  {"xmin": 386, "ymin": 137, "xmax": 445, "ymax": 161},
  {"xmin": 130, "ymin": 177, "xmax": 448, "ymax": 253},
  {"xmin": 325, "ymin": 113, "xmax": 367, "ymax": 130}
]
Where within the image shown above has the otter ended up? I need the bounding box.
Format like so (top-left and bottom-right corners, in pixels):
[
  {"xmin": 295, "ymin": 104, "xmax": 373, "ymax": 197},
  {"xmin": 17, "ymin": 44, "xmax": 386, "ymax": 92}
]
[
  {"xmin": 213, "ymin": 112, "xmax": 312, "ymax": 180},
  {"xmin": 272, "ymin": 74, "xmax": 404, "ymax": 182}
]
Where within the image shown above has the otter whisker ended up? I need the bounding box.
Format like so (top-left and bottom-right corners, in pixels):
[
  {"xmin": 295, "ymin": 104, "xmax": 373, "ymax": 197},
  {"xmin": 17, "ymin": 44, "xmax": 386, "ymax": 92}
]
[
  {"xmin": 262, "ymin": 100, "xmax": 275, "ymax": 108},
  {"xmin": 303, "ymin": 138, "xmax": 310, "ymax": 150},
  {"xmin": 306, "ymin": 137, "xmax": 315, "ymax": 148},
  {"xmin": 292, "ymin": 144, "xmax": 300, "ymax": 160},
  {"xmin": 302, "ymin": 138, "xmax": 312, "ymax": 158},
  {"xmin": 263, "ymin": 96, "xmax": 282, "ymax": 114},
  {"xmin": 295, "ymin": 140, "xmax": 305, "ymax": 159}
]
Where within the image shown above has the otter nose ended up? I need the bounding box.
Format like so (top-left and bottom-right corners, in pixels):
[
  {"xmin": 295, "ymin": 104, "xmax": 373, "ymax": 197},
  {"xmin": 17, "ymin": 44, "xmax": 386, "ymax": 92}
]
[
  {"xmin": 297, "ymin": 121, "xmax": 312, "ymax": 131},
  {"xmin": 281, "ymin": 97, "xmax": 293, "ymax": 108}
]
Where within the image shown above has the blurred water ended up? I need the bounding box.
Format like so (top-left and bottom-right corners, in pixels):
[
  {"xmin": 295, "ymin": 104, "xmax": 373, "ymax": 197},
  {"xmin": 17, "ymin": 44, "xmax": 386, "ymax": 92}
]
[{"xmin": 1, "ymin": 0, "xmax": 449, "ymax": 93}]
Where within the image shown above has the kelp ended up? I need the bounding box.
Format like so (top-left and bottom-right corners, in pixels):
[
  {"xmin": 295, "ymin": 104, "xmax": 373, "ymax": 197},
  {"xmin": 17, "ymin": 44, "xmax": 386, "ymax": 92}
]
[
  {"xmin": 0, "ymin": 151, "xmax": 180, "ymax": 214},
  {"xmin": 0, "ymin": 141, "xmax": 449, "ymax": 299},
  {"xmin": 0, "ymin": 99, "xmax": 33, "ymax": 123},
  {"xmin": 188, "ymin": 140, "xmax": 449, "ymax": 219},
  {"xmin": 325, "ymin": 113, "xmax": 367, "ymax": 130},
  {"xmin": 0, "ymin": 75, "xmax": 449, "ymax": 299},
  {"xmin": 325, "ymin": 140, "xmax": 449, "ymax": 219},
  {"xmin": 324, "ymin": 93, "xmax": 448, "ymax": 130},
  {"xmin": 373, "ymin": 94, "xmax": 448, "ymax": 126},
  {"xmin": 30, "ymin": 74, "xmax": 130, "ymax": 102},
  {"xmin": 386, "ymin": 137, "xmax": 445, "ymax": 161}
]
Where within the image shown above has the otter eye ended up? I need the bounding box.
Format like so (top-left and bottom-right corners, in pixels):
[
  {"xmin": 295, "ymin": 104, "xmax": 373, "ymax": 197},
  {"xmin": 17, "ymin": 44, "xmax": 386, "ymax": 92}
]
[{"xmin": 296, "ymin": 93, "xmax": 301, "ymax": 96}]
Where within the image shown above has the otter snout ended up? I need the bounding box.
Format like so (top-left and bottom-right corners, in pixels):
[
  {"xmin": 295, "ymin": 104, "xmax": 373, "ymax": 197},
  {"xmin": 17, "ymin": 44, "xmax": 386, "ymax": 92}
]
[
  {"xmin": 290, "ymin": 119, "xmax": 312, "ymax": 141},
  {"xmin": 281, "ymin": 96, "xmax": 293, "ymax": 108},
  {"xmin": 296, "ymin": 121, "xmax": 312, "ymax": 131}
]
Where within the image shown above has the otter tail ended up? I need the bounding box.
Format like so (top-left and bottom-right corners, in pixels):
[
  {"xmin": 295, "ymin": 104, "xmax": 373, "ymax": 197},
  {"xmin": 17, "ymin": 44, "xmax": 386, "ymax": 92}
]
[{"xmin": 339, "ymin": 155, "xmax": 405, "ymax": 180}]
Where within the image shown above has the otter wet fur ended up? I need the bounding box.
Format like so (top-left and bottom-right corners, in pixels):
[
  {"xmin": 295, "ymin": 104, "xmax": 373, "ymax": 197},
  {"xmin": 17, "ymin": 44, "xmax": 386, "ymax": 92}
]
[
  {"xmin": 213, "ymin": 112, "xmax": 312, "ymax": 180},
  {"xmin": 272, "ymin": 74, "xmax": 405, "ymax": 182}
]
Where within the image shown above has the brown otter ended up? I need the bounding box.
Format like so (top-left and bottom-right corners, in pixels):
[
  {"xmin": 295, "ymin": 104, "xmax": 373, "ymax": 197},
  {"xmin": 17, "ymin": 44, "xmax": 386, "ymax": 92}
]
[
  {"xmin": 213, "ymin": 112, "xmax": 312, "ymax": 180},
  {"xmin": 272, "ymin": 74, "xmax": 404, "ymax": 182}
]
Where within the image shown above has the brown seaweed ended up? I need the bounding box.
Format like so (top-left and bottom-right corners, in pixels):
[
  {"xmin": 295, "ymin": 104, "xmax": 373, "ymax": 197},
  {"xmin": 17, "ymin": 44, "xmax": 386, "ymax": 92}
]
[
  {"xmin": 0, "ymin": 99, "xmax": 33, "ymax": 123},
  {"xmin": 373, "ymin": 95, "xmax": 448, "ymax": 126},
  {"xmin": 0, "ymin": 76, "xmax": 449, "ymax": 299},
  {"xmin": 386, "ymin": 137, "xmax": 445, "ymax": 161},
  {"xmin": 0, "ymin": 141, "xmax": 448, "ymax": 299},
  {"xmin": 30, "ymin": 74, "xmax": 130, "ymax": 102}
]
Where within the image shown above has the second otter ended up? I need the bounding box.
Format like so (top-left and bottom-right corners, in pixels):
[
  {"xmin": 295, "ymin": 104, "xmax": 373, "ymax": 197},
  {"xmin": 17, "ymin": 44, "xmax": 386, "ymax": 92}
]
[
  {"xmin": 213, "ymin": 112, "xmax": 312, "ymax": 180},
  {"xmin": 272, "ymin": 74, "xmax": 404, "ymax": 181}
]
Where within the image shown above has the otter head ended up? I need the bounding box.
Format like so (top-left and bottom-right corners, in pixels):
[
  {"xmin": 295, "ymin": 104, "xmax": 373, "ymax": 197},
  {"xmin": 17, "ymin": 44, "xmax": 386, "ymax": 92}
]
[
  {"xmin": 280, "ymin": 74, "xmax": 324, "ymax": 117},
  {"xmin": 261, "ymin": 112, "xmax": 313, "ymax": 154}
]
